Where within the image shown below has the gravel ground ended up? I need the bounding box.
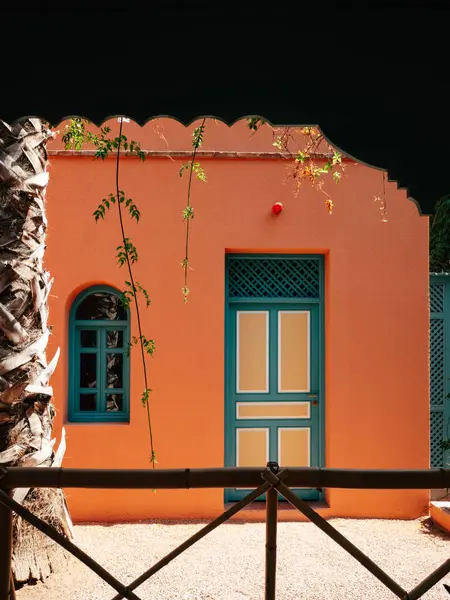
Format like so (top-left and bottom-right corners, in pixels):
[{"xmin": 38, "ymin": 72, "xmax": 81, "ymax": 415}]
[{"xmin": 15, "ymin": 518, "xmax": 450, "ymax": 600}]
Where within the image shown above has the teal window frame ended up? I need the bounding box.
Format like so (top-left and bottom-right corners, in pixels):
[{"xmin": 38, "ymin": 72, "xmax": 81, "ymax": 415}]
[{"xmin": 68, "ymin": 285, "xmax": 130, "ymax": 423}]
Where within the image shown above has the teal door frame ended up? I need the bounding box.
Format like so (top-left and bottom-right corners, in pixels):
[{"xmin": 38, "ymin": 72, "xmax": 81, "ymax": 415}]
[{"xmin": 224, "ymin": 253, "xmax": 325, "ymax": 503}]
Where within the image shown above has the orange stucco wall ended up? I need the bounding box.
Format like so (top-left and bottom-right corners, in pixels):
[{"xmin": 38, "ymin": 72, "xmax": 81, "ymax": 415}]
[{"xmin": 45, "ymin": 119, "xmax": 430, "ymax": 522}]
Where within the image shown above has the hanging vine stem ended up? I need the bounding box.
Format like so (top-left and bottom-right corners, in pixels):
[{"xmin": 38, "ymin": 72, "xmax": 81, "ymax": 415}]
[
  {"xmin": 115, "ymin": 119, "xmax": 155, "ymax": 465},
  {"xmin": 180, "ymin": 118, "xmax": 207, "ymax": 302},
  {"xmin": 62, "ymin": 118, "xmax": 156, "ymax": 465},
  {"xmin": 179, "ymin": 118, "xmax": 342, "ymax": 298}
]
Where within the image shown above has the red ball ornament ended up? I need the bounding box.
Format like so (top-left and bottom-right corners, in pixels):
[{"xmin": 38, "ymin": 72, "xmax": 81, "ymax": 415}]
[{"xmin": 272, "ymin": 202, "xmax": 284, "ymax": 215}]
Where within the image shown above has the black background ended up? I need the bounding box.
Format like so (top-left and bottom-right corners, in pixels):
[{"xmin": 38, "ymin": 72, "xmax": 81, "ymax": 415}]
[{"xmin": 1, "ymin": 5, "xmax": 449, "ymax": 214}]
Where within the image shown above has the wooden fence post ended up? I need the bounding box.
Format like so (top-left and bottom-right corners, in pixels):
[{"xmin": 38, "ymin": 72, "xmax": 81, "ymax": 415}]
[
  {"xmin": 265, "ymin": 463, "xmax": 279, "ymax": 600},
  {"xmin": 0, "ymin": 488, "xmax": 14, "ymax": 599}
]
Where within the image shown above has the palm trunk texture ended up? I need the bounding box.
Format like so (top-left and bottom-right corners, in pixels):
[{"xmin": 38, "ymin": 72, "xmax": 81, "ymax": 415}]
[{"xmin": 0, "ymin": 119, "xmax": 73, "ymax": 584}]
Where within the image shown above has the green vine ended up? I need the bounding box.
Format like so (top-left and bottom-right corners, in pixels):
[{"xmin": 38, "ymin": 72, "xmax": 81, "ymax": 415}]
[
  {"xmin": 63, "ymin": 118, "xmax": 156, "ymax": 465},
  {"xmin": 179, "ymin": 119, "xmax": 207, "ymax": 302},
  {"xmin": 94, "ymin": 191, "xmax": 141, "ymax": 223}
]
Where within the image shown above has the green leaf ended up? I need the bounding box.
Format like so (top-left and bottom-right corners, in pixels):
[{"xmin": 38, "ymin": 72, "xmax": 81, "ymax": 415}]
[
  {"xmin": 272, "ymin": 137, "xmax": 283, "ymax": 150},
  {"xmin": 141, "ymin": 388, "xmax": 152, "ymax": 407},
  {"xmin": 192, "ymin": 163, "xmax": 207, "ymax": 182},
  {"xmin": 246, "ymin": 117, "xmax": 266, "ymax": 132},
  {"xmin": 192, "ymin": 124, "xmax": 205, "ymax": 149},
  {"xmin": 135, "ymin": 282, "xmax": 151, "ymax": 307},
  {"xmin": 296, "ymin": 151, "xmax": 309, "ymax": 163},
  {"xmin": 332, "ymin": 151, "xmax": 342, "ymax": 165},
  {"xmin": 183, "ymin": 206, "xmax": 195, "ymax": 220},
  {"xmin": 180, "ymin": 163, "xmax": 190, "ymax": 177}
]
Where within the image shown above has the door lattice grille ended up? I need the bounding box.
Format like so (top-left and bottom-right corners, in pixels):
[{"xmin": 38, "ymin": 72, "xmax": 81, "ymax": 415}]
[{"xmin": 227, "ymin": 257, "xmax": 320, "ymax": 299}]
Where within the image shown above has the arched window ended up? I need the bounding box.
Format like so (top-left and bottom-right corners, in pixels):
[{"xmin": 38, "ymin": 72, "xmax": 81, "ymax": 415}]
[{"xmin": 68, "ymin": 286, "xmax": 130, "ymax": 422}]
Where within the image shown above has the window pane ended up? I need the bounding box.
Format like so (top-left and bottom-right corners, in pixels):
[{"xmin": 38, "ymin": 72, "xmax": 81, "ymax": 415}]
[
  {"xmin": 80, "ymin": 394, "xmax": 96, "ymax": 411},
  {"xmin": 106, "ymin": 354, "xmax": 123, "ymax": 388},
  {"xmin": 106, "ymin": 330, "xmax": 124, "ymax": 348},
  {"xmin": 106, "ymin": 393, "xmax": 123, "ymax": 412},
  {"xmin": 80, "ymin": 353, "xmax": 97, "ymax": 388},
  {"xmin": 76, "ymin": 292, "xmax": 127, "ymax": 321},
  {"xmin": 80, "ymin": 330, "xmax": 97, "ymax": 348}
]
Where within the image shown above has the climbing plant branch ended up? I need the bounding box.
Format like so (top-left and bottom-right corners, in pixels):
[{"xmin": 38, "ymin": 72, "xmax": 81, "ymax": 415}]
[
  {"xmin": 113, "ymin": 118, "xmax": 155, "ymax": 465},
  {"xmin": 63, "ymin": 118, "xmax": 156, "ymax": 464},
  {"xmin": 246, "ymin": 119, "xmax": 345, "ymax": 214},
  {"xmin": 179, "ymin": 118, "xmax": 207, "ymax": 302}
]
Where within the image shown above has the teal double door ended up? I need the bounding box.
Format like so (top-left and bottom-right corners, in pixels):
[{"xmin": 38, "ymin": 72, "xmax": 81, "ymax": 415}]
[{"xmin": 225, "ymin": 301, "xmax": 323, "ymax": 502}]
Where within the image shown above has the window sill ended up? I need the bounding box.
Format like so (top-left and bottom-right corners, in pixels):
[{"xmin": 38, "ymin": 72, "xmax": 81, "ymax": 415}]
[
  {"xmin": 66, "ymin": 417, "xmax": 130, "ymax": 425},
  {"xmin": 225, "ymin": 500, "xmax": 329, "ymax": 512}
]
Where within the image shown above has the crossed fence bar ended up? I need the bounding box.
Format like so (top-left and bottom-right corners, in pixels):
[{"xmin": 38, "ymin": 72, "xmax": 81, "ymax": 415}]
[{"xmin": 1, "ymin": 464, "xmax": 450, "ymax": 600}]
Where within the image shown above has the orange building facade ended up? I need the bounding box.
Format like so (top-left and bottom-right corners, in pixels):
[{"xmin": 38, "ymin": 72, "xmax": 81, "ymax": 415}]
[{"xmin": 45, "ymin": 119, "xmax": 430, "ymax": 522}]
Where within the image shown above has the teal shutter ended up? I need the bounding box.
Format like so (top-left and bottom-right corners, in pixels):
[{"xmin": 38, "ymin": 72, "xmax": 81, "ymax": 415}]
[{"xmin": 430, "ymin": 276, "xmax": 450, "ymax": 467}]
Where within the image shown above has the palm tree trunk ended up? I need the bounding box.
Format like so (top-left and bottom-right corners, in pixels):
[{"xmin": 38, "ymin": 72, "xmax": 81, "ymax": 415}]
[{"xmin": 0, "ymin": 119, "xmax": 73, "ymax": 584}]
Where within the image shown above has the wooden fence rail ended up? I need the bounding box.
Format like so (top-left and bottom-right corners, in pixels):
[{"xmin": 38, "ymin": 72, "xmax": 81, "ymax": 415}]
[
  {"xmin": 0, "ymin": 463, "xmax": 449, "ymax": 600},
  {"xmin": 2, "ymin": 465, "xmax": 450, "ymax": 489}
]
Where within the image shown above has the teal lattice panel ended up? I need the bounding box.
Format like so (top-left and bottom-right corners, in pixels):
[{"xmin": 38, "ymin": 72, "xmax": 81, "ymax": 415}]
[
  {"xmin": 430, "ymin": 283, "xmax": 444, "ymax": 313},
  {"xmin": 227, "ymin": 257, "xmax": 320, "ymax": 299},
  {"xmin": 430, "ymin": 319, "xmax": 445, "ymax": 405},
  {"xmin": 430, "ymin": 411, "xmax": 444, "ymax": 468},
  {"xmin": 430, "ymin": 276, "xmax": 450, "ymax": 469}
]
